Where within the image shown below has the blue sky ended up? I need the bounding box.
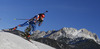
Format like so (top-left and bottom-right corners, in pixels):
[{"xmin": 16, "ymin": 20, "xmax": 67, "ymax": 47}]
[{"xmin": 0, "ymin": 0, "xmax": 100, "ymax": 38}]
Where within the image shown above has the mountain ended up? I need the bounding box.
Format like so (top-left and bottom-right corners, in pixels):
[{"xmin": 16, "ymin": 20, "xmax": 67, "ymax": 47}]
[
  {"xmin": 0, "ymin": 31, "xmax": 55, "ymax": 49},
  {"xmin": 35, "ymin": 38, "xmax": 100, "ymax": 49},
  {"xmin": 32, "ymin": 27, "xmax": 100, "ymax": 43},
  {"xmin": 32, "ymin": 27, "xmax": 100, "ymax": 49},
  {"xmin": 2, "ymin": 27, "xmax": 100, "ymax": 49}
]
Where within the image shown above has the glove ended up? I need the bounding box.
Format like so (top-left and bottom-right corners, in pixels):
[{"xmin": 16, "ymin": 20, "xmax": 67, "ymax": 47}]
[{"xmin": 13, "ymin": 26, "xmax": 17, "ymax": 30}]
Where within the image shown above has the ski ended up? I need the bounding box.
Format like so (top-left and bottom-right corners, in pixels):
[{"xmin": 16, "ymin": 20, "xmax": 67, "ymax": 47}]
[{"xmin": 2, "ymin": 28, "xmax": 15, "ymax": 31}]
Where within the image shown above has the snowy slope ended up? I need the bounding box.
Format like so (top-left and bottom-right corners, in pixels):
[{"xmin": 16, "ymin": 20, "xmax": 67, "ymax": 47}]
[{"xmin": 0, "ymin": 31, "xmax": 55, "ymax": 49}]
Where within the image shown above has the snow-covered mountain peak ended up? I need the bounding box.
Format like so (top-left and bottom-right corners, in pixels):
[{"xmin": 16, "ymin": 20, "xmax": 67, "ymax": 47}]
[
  {"xmin": 60, "ymin": 27, "xmax": 97, "ymax": 38},
  {"xmin": 34, "ymin": 27, "xmax": 99, "ymax": 43}
]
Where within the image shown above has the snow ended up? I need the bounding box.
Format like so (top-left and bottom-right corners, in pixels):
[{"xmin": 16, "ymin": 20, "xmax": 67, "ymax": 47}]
[
  {"xmin": 61, "ymin": 28, "xmax": 98, "ymax": 40},
  {"xmin": 0, "ymin": 31, "xmax": 55, "ymax": 49}
]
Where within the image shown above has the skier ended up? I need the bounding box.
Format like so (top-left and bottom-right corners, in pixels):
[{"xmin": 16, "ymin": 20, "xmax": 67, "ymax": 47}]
[{"xmin": 12, "ymin": 11, "xmax": 48, "ymax": 37}]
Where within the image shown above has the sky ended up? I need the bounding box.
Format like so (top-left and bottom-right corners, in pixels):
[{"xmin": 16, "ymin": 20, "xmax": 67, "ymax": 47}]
[{"xmin": 0, "ymin": 0, "xmax": 100, "ymax": 38}]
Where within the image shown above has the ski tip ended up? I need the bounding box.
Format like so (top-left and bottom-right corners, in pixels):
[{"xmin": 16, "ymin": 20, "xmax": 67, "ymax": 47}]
[{"xmin": 43, "ymin": 11, "xmax": 48, "ymax": 14}]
